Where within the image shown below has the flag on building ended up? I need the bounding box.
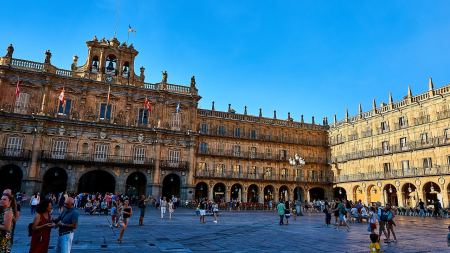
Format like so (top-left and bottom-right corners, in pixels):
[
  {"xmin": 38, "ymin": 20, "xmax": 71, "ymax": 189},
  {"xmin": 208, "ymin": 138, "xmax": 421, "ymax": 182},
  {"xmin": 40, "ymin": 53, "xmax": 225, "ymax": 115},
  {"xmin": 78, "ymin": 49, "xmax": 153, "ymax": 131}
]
[
  {"xmin": 128, "ymin": 24, "xmax": 136, "ymax": 33},
  {"xmin": 15, "ymin": 77, "xmax": 20, "ymax": 97},
  {"xmin": 144, "ymin": 97, "xmax": 152, "ymax": 112},
  {"xmin": 59, "ymin": 87, "xmax": 65, "ymax": 105},
  {"xmin": 176, "ymin": 102, "xmax": 181, "ymax": 113},
  {"xmin": 107, "ymin": 85, "xmax": 111, "ymax": 104}
]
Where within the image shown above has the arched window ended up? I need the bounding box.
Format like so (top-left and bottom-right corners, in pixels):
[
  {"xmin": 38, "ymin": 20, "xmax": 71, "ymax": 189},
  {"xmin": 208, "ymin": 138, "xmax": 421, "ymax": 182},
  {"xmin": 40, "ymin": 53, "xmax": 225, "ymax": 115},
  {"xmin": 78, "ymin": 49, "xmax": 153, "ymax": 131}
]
[
  {"xmin": 122, "ymin": 62, "xmax": 130, "ymax": 77},
  {"xmin": 105, "ymin": 55, "xmax": 117, "ymax": 75},
  {"xmin": 91, "ymin": 56, "xmax": 99, "ymax": 73}
]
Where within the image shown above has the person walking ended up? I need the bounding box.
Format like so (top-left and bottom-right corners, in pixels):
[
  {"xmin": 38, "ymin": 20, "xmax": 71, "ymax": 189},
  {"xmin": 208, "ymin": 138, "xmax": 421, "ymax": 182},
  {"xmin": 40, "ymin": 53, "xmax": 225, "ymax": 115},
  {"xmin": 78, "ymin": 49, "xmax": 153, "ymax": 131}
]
[
  {"xmin": 117, "ymin": 200, "xmax": 132, "ymax": 244},
  {"xmin": 0, "ymin": 194, "xmax": 14, "ymax": 253},
  {"xmin": 138, "ymin": 195, "xmax": 147, "ymax": 226},
  {"xmin": 284, "ymin": 201, "xmax": 291, "ymax": 225},
  {"xmin": 418, "ymin": 199, "xmax": 425, "ymax": 218},
  {"xmin": 212, "ymin": 202, "xmax": 219, "ymax": 223},
  {"xmin": 168, "ymin": 199, "xmax": 174, "ymax": 220},
  {"xmin": 54, "ymin": 197, "xmax": 79, "ymax": 253},
  {"xmin": 385, "ymin": 204, "xmax": 397, "ymax": 243},
  {"xmin": 277, "ymin": 201, "xmax": 286, "ymax": 225},
  {"xmin": 29, "ymin": 199, "xmax": 53, "ymax": 253},
  {"xmin": 199, "ymin": 199, "xmax": 207, "ymax": 224},
  {"xmin": 160, "ymin": 197, "xmax": 168, "ymax": 219},
  {"xmin": 30, "ymin": 193, "xmax": 40, "ymax": 215}
]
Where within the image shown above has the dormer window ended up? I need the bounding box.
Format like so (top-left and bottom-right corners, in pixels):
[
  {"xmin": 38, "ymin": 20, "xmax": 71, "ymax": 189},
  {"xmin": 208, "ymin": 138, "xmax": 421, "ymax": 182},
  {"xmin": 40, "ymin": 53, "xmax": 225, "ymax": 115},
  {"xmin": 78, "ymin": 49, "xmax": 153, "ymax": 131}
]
[{"xmin": 105, "ymin": 55, "xmax": 117, "ymax": 75}]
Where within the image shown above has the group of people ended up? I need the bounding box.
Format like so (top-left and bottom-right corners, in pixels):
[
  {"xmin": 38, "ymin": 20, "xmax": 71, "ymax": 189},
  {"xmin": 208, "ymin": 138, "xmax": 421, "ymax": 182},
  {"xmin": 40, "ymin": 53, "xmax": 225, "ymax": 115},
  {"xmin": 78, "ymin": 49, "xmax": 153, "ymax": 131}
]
[{"xmin": 196, "ymin": 199, "xmax": 219, "ymax": 223}]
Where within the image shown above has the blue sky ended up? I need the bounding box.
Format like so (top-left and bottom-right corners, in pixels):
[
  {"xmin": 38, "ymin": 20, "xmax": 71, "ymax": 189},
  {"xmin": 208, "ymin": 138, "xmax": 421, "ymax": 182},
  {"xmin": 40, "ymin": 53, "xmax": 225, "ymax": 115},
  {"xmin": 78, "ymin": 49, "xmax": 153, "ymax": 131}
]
[{"xmin": 3, "ymin": 1, "xmax": 450, "ymax": 123}]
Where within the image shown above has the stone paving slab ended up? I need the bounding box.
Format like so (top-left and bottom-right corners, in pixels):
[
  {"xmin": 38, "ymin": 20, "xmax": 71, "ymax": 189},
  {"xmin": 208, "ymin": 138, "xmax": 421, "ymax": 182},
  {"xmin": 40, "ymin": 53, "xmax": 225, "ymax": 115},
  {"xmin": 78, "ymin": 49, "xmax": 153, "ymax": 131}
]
[{"xmin": 9, "ymin": 207, "xmax": 450, "ymax": 252}]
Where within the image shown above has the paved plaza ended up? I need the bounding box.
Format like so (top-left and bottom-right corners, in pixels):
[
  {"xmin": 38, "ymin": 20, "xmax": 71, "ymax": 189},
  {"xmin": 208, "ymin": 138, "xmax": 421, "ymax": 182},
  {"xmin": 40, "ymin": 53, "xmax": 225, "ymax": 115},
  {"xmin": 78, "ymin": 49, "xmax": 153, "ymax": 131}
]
[{"xmin": 11, "ymin": 207, "xmax": 450, "ymax": 252}]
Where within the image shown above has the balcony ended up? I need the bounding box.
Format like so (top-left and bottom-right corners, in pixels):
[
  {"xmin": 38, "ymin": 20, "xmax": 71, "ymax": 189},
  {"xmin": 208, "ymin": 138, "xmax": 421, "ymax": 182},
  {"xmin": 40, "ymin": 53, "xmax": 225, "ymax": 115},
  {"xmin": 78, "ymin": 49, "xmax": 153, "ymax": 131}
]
[
  {"xmin": 159, "ymin": 160, "xmax": 189, "ymax": 170},
  {"xmin": 413, "ymin": 115, "xmax": 430, "ymax": 126},
  {"xmin": 40, "ymin": 151, "xmax": 155, "ymax": 167},
  {"xmin": 194, "ymin": 169, "xmax": 333, "ymax": 184},
  {"xmin": 0, "ymin": 148, "xmax": 32, "ymax": 161},
  {"xmin": 437, "ymin": 110, "xmax": 450, "ymax": 120},
  {"xmin": 335, "ymin": 165, "xmax": 450, "ymax": 183}
]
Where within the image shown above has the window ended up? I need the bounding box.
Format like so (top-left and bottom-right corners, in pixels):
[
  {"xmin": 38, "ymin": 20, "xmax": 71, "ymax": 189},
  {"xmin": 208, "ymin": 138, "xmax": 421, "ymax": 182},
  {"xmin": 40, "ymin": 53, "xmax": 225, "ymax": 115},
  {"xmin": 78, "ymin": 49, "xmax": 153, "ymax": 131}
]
[
  {"xmin": 265, "ymin": 167, "xmax": 273, "ymax": 177},
  {"xmin": 171, "ymin": 112, "xmax": 181, "ymax": 130},
  {"xmin": 14, "ymin": 92, "xmax": 30, "ymax": 114},
  {"xmin": 218, "ymin": 125, "xmax": 226, "ymax": 136},
  {"xmin": 281, "ymin": 168, "xmax": 288, "ymax": 178},
  {"xmin": 216, "ymin": 164, "xmax": 225, "ymax": 175},
  {"xmin": 234, "ymin": 127, "xmax": 241, "ymax": 137},
  {"xmin": 420, "ymin": 133, "xmax": 428, "ymax": 144},
  {"xmin": 250, "ymin": 130, "xmax": 257, "ymax": 139},
  {"xmin": 296, "ymin": 168, "xmax": 302, "ymax": 180},
  {"xmin": 280, "ymin": 150, "xmax": 287, "ymax": 160},
  {"xmin": 381, "ymin": 121, "xmax": 389, "ymax": 132},
  {"xmin": 168, "ymin": 149, "xmax": 180, "ymax": 163},
  {"xmin": 94, "ymin": 144, "xmax": 109, "ymax": 162},
  {"xmin": 250, "ymin": 166, "xmax": 257, "ymax": 175},
  {"xmin": 445, "ymin": 129, "xmax": 449, "ymax": 140},
  {"xmin": 52, "ymin": 140, "xmax": 68, "ymax": 159},
  {"xmin": 200, "ymin": 123, "xmax": 208, "ymax": 134},
  {"xmin": 99, "ymin": 103, "xmax": 112, "ymax": 120},
  {"xmin": 400, "ymin": 137, "xmax": 407, "ymax": 150},
  {"xmin": 398, "ymin": 116, "xmax": 407, "ymax": 128},
  {"xmin": 250, "ymin": 147, "xmax": 257, "ymax": 159},
  {"xmin": 383, "ymin": 163, "xmax": 391, "ymax": 173},
  {"xmin": 138, "ymin": 109, "xmax": 149, "ymax": 125},
  {"xmin": 58, "ymin": 99, "xmax": 71, "ymax": 116},
  {"xmin": 134, "ymin": 146, "xmax": 146, "ymax": 164},
  {"xmin": 233, "ymin": 165, "xmax": 241, "ymax": 175},
  {"xmin": 382, "ymin": 141, "xmax": 390, "ymax": 153},
  {"xmin": 422, "ymin": 157, "xmax": 432, "ymax": 169},
  {"xmin": 266, "ymin": 148, "xmax": 272, "ymax": 158},
  {"xmin": 5, "ymin": 136, "xmax": 23, "ymax": 156},
  {"xmin": 233, "ymin": 145, "xmax": 241, "ymax": 156},
  {"xmin": 217, "ymin": 143, "xmax": 224, "ymax": 154},
  {"xmin": 199, "ymin": 142, "xmax": 208, "ymax": 153},
  {"xmin": 401, "ymin": 160, "xmax": 410, "ymax": 171},
  {"xmin": 197, "ymin": 162, "xmax": 207, "ymax": 171}
]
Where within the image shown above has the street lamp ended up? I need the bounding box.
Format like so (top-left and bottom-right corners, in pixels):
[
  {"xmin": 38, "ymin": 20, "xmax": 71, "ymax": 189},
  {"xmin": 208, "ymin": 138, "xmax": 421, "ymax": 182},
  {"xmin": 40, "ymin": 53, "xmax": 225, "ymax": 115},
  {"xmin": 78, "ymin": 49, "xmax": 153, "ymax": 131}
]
[{"xmin": 289, "ymin": 153, "xmax": 306, "ymax": 216}]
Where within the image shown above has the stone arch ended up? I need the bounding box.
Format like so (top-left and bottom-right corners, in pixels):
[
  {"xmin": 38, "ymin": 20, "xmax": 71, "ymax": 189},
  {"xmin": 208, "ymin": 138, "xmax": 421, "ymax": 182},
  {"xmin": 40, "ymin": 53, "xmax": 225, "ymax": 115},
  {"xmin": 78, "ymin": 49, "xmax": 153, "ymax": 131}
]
[
  {"xmin": 294, "ymin": 186, "xmax": 305, "ymax": 202},
  {"xmin": 42, "ymin": 167, "xmax": 68, "ymax": 195},
  {"xmin": 78, "ymin": 170, "xmax": 116, "ymax": 193},
  {"xmin": 247, "ymin": 184, "xmax": 259, "ymax": 203},
  {"xmin": 125, "ymin": 171, "xmax": 147, "ymax": 197},
  {"xmin": 367, "ymin": 185, "xmax": 380, "ymax": 205},
  {"xmin": 353, "ymin": 185, "xmax": 364, "ymax": 203},
  {"xmin": 0, "ymin": 164, "xmax": 23, "ymax": 193},
  {"xmin": 333, "ymin": 187, "xmax": 347, "ymax": 200},
  {"xmin": 423, "ymin": 181, "xmax": 442, "ymax": 206},
  {"xmin": 263, "ymin": 185, "xmax": 274, "ymax": 202},
  {"xmin": 383, "ymin": 184, "xmax": 398, "ymax": 206},
  {"xmin": 162, "ymin": 174, "xmax": 181, "ymax": 199},
  {"xmin": 213, "ymin": 182, "xmax": 226, "ymax": 203},
  {"xmin": 309, "ymin": 187, "xmax": 325, "ymax": 201},
  {"xmin": 401, "ymin": 182, "xmax": 417, "ymax": 207},
  {"xmin": 279, "ymin": 185, "xmax": 290, "ymax": 202},
  {"xmin": 230, "ymin": 183, "xmax": 243, "ymax": 201},
  {"xmin": 195, "ymin": 182, "xmax": 208, "ymax": 200}
]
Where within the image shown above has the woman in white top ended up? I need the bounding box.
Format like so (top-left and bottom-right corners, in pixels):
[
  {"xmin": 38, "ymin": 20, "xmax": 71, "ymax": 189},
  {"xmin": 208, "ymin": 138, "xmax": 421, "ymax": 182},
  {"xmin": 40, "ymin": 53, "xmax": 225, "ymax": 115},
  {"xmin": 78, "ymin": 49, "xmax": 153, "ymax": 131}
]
[
  {"xmin": 160, "ymin": 197, "xmax": 168, "ymax": 219},
  {"xmin": 212, "ymin": 202, "xmax": 219, "ymax": 223},
  {"xmin": 168, "ymin": 199, "xmax": 174, "ymax": 219},
  {"xmin": 30, "ymin": 193, "xmax": 40, "ymax": 215}
]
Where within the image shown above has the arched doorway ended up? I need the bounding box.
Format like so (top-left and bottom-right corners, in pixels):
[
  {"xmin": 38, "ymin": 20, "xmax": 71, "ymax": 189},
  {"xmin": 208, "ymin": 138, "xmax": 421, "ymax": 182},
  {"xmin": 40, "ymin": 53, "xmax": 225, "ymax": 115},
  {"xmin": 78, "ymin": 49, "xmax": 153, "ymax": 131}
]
[
  {"xmin": 423, "ymin": 182, "xmax": 442, "ymax": 206},
  {"xmin": 333, "ymin": 187, "xmax": 347, "ymax": 200},
  {"xmin": 353, "ymin": 185, "xmax": 364, "ymax": 203},
  {"xmin": 383, "ymin": 184, "xmax": 398, "ymax": 206},
  {"xmin": 279, "ymin": 185, "xmax": 289, "ymax": 202},
  {"xmin": 195, "ymin": 182, "xmax": 208, "ymax": 200},
  {"xmin": 309, "ymin": 187, "xmax": 325, "ymax": 200},
  {"xmin": 213, "ymin": 183, "xmax": 226, "ymax": 203},
  {"xmin": 263, "ymin": 185, "xmax": 274, "ymax": 202},
  {"xmin": 162, "ymin": 174, "xmax": 181, "ymax": 199},
  {"xmin": 294, "ymin": 187, "xmax": 305, "ymax": 202},
  {"xmin": 42, "ymin": 167, "xmax": 68, "ymax": 195},
  {"xmin": 247, "ymin": 184, "xmax": 259, "ymax": 203},
  {"xmin": 367, "ymin": 185, "xmax": 380, "ymax": 205},
  {"xmin": 126, "ymin": 172, "xmax": 147, "ymax": 198},
  {"xmin": 0, "ymin": 164, "xmax": 23, "ymax": 193},
  {"xmin": 401, "ymin": 182, "xmax": 417, "ymax": 207},
  {"xmin": 230, "ymin": 184, "xmax": 243, "ymax": 201},
  {"xmin": 78, "ymin": 170, "xmax": 115, "ymax": 193}
]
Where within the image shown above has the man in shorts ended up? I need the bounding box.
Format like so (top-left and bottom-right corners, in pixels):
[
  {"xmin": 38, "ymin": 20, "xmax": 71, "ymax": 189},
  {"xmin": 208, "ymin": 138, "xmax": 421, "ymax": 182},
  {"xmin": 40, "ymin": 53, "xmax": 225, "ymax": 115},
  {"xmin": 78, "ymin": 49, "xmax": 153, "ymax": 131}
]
[{"xmin": 199, "ymin": 199, "xmax": 207, "ymax": 223}]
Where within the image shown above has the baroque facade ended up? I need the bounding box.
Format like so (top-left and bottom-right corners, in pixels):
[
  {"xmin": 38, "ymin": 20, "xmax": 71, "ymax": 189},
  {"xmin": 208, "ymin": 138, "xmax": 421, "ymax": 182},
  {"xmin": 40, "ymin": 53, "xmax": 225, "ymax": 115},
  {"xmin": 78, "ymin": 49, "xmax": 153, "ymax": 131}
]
[
  {"xmin": 0, "ymin": 37, "xmax": 332, "ymax": 203},
  {"xmin": 329, "ymin": 81, "xmax": 450, "ymax": 208}
]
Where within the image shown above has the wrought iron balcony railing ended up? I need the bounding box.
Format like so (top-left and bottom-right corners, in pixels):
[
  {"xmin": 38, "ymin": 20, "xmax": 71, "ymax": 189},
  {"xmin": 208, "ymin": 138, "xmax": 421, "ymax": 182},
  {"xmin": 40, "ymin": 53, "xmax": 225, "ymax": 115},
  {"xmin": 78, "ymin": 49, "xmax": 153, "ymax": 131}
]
[
  {"xmin": 0, "ymin": 148, "xmax": 32, "ymax": 160},
  {"xmin": 40, "ymin": 151, "xmax": 155, "ymax": 167}
]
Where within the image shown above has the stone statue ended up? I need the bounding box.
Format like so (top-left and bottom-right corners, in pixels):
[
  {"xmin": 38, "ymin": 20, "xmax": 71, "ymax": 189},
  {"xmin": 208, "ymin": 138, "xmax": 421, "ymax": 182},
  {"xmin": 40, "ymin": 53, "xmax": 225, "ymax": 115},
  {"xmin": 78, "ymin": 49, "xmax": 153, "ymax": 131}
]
[
  {"xmin": 190, "ymin": 75, "xmax": 196, "ymax": 87},
  {"xmin": 5, "ymin": 44, "xmax": 13, "ymax": 58},
  {"xmin": 44, "ymin": 50, "xmax": 52, "ymax": 64},
  {"xmin": 162, "ymin": 70, "xmax": 168, "ymax": 83},
  {"xmin": 140, "ymin": 66, "xmax": 145, "ymax": 82},
  {"xmin": 93, "ymin": 35, "xmax": 98, "ymax": 42}
]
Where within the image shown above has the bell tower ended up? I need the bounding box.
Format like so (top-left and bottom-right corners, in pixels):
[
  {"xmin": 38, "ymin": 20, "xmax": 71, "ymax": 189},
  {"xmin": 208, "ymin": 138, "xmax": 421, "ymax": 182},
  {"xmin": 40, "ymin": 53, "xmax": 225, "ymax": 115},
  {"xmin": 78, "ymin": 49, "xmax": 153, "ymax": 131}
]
[{"xmin": 72, "ymin": 35, "xmax": 145, "ymax": 86}]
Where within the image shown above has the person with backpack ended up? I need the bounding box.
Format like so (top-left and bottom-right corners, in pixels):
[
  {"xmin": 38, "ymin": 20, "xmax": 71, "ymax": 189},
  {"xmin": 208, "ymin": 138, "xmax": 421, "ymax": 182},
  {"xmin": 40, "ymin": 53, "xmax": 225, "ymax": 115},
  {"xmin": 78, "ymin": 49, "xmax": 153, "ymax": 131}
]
[
  {"xmin": 385, "ymin": 204, "xmax": 397, "ymax": 243},
  {"xmin": 378, "ymin": 203, "xmax": 390, "ymax": 242}
]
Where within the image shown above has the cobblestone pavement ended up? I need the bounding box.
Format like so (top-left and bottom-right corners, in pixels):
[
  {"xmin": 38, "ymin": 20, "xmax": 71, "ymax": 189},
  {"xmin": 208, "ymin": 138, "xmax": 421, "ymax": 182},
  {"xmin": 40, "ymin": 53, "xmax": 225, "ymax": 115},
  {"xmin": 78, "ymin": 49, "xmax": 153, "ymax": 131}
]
[{"xmin": 10, "ymin": 207, "xmax": 450, "ymax": 252}]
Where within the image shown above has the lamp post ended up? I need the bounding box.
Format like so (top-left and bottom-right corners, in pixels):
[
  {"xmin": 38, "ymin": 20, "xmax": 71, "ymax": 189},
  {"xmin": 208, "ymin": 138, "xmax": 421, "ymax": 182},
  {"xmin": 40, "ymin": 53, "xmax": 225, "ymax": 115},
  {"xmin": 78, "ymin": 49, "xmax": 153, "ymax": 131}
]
[{"xmin": 289, "ymin": 153, "xmax": 306, "ymax": 216}]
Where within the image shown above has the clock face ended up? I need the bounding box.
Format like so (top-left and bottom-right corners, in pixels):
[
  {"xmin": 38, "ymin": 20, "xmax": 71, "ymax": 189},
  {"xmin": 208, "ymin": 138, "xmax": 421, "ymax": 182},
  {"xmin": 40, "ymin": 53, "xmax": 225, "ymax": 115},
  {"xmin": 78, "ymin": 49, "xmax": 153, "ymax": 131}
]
[{"xmin": 105, "ymin": 75, "xmax": 113, "ymax": 83}]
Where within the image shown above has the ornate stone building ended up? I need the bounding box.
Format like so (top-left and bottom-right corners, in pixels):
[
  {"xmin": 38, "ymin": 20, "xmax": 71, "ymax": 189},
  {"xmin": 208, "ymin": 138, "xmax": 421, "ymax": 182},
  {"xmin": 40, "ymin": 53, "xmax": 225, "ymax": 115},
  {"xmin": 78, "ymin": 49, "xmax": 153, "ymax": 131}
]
[
  {"xmin": 329, "ymin": 80, "xmax": 450, "ymax": 208},
  {"xmin": 0, "ymin": 37, "xmax": 332, "ymax": 203}
]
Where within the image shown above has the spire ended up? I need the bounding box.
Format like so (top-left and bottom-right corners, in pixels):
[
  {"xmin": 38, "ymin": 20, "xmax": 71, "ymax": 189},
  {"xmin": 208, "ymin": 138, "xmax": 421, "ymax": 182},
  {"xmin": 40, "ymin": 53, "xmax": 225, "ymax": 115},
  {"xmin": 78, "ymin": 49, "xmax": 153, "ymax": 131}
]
[
  {"xmin": 372, "ymin": 99, "xmax": 377, "ymax": 111},
  {"xmin": 389, "ymin": 92, "xmax": 393, "ymax": 104},
  {"xmin": 259, "ymin": 108, "xmax": 262, "ymax": 117},
  {"xmin": 287, "ymin": 112, "xmax": 291, "ymax": 120},
  {"xmin": 300, "ymin": 114, "xmax": 304, "ymax": 123},
  {"xmin": 244, "ymin": 106, "xmax": 247, "ymax": 115},
  {"xmin": 228, "ymin": 104, "xmax": 231, "ymax": 112},
  {"xmin": 345, "ymin": 109, "xmax": 349, "ymax": 122},
  {"xmin": 212, "ymin": 101, "xmax": 215, "ymax": 111},
  {"xmin": 407, "ymin": 84, "xmax": 412, "ymax": 98},
  {"xmin": 273, "ymin": 110, "xmax": 277, "ymax": 119},
  {"xmin": 312, "ymin": 116, "xmax": 315, "ymax": 124},
  {"xmin": 358, "ymin": 103, "xmax": 363, "ymax": 114},
  {"xmin": 428, "ymin": 77, "xmax": 434, "ymax": 91},
  {"xmin": 333, "ymin": 114, "xmax": 337, "ymax": 124}
]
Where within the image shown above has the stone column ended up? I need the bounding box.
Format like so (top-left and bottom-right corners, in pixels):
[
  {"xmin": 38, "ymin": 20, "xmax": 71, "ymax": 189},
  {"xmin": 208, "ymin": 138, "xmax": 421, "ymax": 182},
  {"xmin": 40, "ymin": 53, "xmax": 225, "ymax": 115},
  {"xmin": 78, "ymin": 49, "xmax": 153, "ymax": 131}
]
[
  {"xmin": 242, "ymin": 189, "xmax": 248, "ymax": 203},
  {"xmin": 185, "ymin": 138, "xmax": 196, "ymax": 201},
  {"xmin": 381, "ymin": 190, "xmax": 386, "ymax": 206},
  {"xmin": 225, "ymin": 186, "xmax": 230, "ymax": 202},
  {"xmin": 208, "ymin": 185, "xmax": 214, "ymax": 201},
  {"xmin": 258, "ymin": 185, "xmax": 264, "ymax": 204},
  {"xmin": 397, "ymin": 190, "xmax": 404, "ymax": 207},
  {"xmin": 151, "ymin": 140, "xmax": 162, "ymax": 197},
  {"xmin": 306, "ymin": 189, "xmax": 311, "ymax": 202},
  {"xmin": 274, "ymin": 188, "xmax": 279, "ymax": 203},
  {"xmin": 28, "ymin": 130, "xmax": 42, "ymax": 179}
]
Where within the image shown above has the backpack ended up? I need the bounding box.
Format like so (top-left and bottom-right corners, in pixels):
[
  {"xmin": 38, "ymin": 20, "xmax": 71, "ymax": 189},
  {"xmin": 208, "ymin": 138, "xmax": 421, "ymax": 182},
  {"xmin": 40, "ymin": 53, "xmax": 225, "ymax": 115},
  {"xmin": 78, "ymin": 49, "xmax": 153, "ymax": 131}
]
[{"xmin": 380, "ymin": 210, "xmax": 389, "ymax": 222}]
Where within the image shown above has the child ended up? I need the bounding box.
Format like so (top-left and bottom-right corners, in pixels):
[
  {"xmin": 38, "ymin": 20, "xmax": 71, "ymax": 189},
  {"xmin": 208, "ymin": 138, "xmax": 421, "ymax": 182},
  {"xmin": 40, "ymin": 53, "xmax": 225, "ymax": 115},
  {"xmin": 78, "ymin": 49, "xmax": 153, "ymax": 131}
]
[
  {"xmin": 369, "ymin": 233, "xmax": 381, "ymax": 253},
  {"xmin": 323, "ymin": 205, "xmax": 331, "ymax": 227}
]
